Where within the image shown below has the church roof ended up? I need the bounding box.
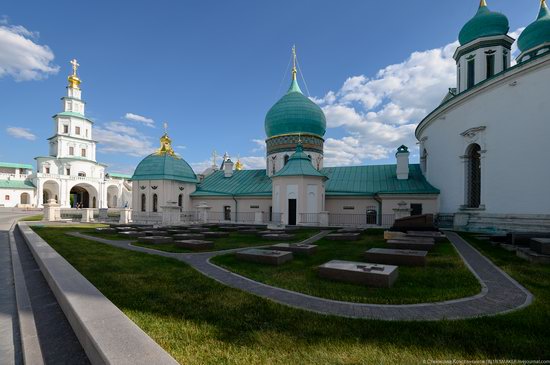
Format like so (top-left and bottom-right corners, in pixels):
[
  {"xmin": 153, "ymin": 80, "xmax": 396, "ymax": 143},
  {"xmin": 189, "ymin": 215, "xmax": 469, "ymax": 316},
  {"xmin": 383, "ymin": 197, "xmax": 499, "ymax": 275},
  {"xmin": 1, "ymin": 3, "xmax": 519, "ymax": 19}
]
[
  {"xmin": 0, "ymin": 180, "xmax": 35, "ymax": 190},
  {"xmin": 518, "ymin": 0, "xmax": 550, "ymax": 53},
  {"xmin": 458, "ymin": 1, "xmax": 509, "ymax": 46},
  {"xmin": 132, "ymin": 153, "xmax": 198, "ymax": 183},
  {"xmin": 273, "ymin": 144, "xmax": 327, "ymax": 179},
  {"xmin": 191, "ymin": 164, "xmax": 439, "ymax": 197},
  {"xmin": 0, "ymin": 162, "xmax": 33, "ymax": 170}
]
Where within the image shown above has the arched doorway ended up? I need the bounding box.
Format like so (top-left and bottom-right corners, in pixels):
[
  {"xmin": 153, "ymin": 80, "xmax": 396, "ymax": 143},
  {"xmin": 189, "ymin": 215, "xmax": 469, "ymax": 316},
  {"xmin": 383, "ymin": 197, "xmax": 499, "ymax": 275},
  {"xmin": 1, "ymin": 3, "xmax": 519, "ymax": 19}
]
[
  {"xmin": 465, "ymin": 144, "xmax": 481, "ymax": 208},
  {"xmin": 70, "ymin": 184, "xmax": 98, "ymax": 208},
  {"xmin": 20, "ymin": 193, "xmax": 30, "ymax": 205},
  {"xmin": 42, "ymin": 180, "xmax": 60, "ymax": 205}
]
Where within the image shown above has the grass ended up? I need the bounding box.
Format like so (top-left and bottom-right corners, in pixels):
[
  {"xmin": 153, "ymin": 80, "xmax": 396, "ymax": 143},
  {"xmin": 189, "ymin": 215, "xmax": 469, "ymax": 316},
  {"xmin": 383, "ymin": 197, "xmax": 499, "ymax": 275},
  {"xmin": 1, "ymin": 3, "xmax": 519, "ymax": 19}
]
[
  {"xmin": 132, "ymin": 229, "xmax": 321, "ymax": 253},
  {"xmin": 212, "ymin": 229, "xmax": 481, "ymax": 304},
  {"xmin": 19, "ymin": 214, "xmax": 44, "ymax": 221},
  {"xmin": 31, "ymin": 226, "xmax": 550, "ymax": 364}
]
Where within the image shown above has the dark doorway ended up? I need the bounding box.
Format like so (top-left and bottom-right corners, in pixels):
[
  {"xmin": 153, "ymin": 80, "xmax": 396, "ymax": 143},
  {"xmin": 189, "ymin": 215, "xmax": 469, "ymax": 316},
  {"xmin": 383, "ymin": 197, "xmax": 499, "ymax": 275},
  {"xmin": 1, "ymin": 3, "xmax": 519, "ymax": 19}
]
[
  {"xmin": 366, "ymin": 209, "xmax": 377, "ymax": 225},
  {"xmin": 224, "ymin": 206, "xmax": 231, "ymax": 221},
  {"xmin": 466, "ymin": 144, "xmax": 481, "ymax": 208},
  {"xmin": 288, "ymin": 199, "xmax": 297, "ymax": 225},
  {"xmin": 70, "ymin": 186, "xmax": 90, "ymax": 208},
  {"xmin": 411, "ymin": 204, "xmax": 423, "ymax": 216}
]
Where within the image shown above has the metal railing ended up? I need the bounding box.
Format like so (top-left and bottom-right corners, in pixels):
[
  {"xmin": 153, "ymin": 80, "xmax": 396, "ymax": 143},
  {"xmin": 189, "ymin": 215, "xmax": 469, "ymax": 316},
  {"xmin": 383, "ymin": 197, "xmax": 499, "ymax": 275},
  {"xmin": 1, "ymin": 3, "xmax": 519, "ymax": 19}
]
[
  {"xmin": 435, "ymin": 213, "xmax": 455, "ymax": 229},
  {"xmin": 180, "ymin": 211, "xmax": 199, "ymax": 223},
  {"xmin": 263, "ymin": 212, "xmax": 283, "ymax": 224},
  {"xmin": 300, "ymin": 213, "xmax": 320, "ymax": 224},
  {"xmin": 132, "ymin": 212, "xmax": 162, "ymax": 225}
]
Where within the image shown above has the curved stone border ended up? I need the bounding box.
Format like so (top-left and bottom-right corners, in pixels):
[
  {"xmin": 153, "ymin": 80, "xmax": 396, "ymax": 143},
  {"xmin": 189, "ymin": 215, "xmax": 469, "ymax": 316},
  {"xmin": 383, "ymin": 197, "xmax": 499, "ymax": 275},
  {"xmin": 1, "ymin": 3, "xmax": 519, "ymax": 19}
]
[
  {"xmin": 18, "ymin": 222, "xmax": 179, "ymax": 365},
  {"xmin": 66, "ymin": 230, "xmax": 533, "ymax": 321}
]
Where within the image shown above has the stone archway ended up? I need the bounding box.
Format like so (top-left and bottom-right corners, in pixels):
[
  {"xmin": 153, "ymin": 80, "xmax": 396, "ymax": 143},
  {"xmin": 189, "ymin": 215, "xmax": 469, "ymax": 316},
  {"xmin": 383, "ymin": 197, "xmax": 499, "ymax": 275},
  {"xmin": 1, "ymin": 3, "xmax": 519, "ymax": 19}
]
[
  {"xmin": 42, "ymin": 180, "xmax": 60, "ymax": 205},
  {"xmin": 70, "ymin": 183, "xmax": 98, "ymax": 208},
  {"xmin": 20, "ymin": 192, "xmax": 30, "ymax": 205},
  {"xmin": 107, "ymin": 185, "xmax": 119, "ymax": 208}
]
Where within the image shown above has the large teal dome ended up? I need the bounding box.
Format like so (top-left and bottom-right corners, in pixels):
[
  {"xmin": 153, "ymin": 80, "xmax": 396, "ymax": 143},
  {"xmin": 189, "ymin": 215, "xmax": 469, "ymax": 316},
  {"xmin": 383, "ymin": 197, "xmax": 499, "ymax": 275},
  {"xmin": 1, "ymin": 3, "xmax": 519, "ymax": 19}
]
[
  {"xmin": 459, "ymin": 2, "xmax": 509, "ymax": 46},
  {"xmin": 132, "ymin": 134, "xmax": 198, "ymax": 183},
  {"xmin": 265, "ymin": 78, "xmax": 326, "ymax": 138},
  {"xmin": 518, "ymin": 2, "xmax": 550, "ymax": 53}
]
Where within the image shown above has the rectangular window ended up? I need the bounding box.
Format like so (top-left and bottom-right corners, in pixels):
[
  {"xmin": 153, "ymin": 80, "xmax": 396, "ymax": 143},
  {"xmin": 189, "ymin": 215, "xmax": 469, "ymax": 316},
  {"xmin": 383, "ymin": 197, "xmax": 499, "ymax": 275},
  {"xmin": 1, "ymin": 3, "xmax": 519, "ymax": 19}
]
[
  {"xmin": 486, "ymin": 55, "xmax": 495, "ymax": 78},
  {"xmin": 343, "ymin": 206, "xmax": 355, "ymax": 210},
  {"xmin": 75, "ymin": 126, "xmax": 80, "ymax": 135},
  {"xmin": 86, "ymin": 129, "xmax": 88, "ymax": 137},
  {"xmin": 250, "ymin": 205, "xmax": 260, "ymax": 209},
  {"xmin": 5, "ymin": 195, "xmax": 10, "ymax": 200},
  {"xmin": 411, "ymin": 204, "xmax": 423, "ymax": 216},
  {"xmin": 81, "ymin": 148, "xmax": 86, "ymax": 157},
  {"xmin": 69, "ymin": 146, "xmax": 74, "ymax": 155},
  {"xmin": 503, "ymin": 55, "xmax": 508, "ymax": 70},
  {"xmin": 467, "ymin": 59, "xmax": 475, "ymax": 89},
  {"xmin": 66, "ymin": 168, "xmax": 71, "ymax": 175},
  {"xmin": 63, "ymin": 125, "xmax": 69, "ymax": 133}
]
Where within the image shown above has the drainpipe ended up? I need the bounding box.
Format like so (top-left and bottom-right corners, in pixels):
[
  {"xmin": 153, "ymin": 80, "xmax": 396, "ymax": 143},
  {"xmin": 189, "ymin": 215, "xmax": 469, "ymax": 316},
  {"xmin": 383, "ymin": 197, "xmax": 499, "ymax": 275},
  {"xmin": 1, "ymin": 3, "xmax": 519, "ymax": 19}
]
[
  {"xmin": 374, "ymin": 194, "xmax": 382, "ymax": 227},
  {"xmin": 232, "ymin": 195, "xmax": 238, "ymax": 223}
]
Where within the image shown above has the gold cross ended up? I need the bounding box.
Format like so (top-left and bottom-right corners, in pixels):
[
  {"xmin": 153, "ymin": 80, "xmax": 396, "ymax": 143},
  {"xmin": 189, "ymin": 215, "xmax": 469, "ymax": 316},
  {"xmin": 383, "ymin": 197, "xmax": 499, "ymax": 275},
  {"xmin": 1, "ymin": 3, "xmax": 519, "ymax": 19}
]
[{"xmin": 70, "ymin": 59, "xmax": 79, "ymax": 76}]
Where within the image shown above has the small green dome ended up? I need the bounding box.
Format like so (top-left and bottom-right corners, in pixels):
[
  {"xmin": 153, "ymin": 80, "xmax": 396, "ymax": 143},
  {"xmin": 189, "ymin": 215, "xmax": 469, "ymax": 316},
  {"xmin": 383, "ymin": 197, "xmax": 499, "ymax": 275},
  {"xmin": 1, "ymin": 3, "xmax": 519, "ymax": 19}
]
[
  {"xmin": 265, "ymin": 78, "xmax": 326, "ymax": 138},
  {"xmin": 132, "ymin": 153, "xmax": 198, "ymax": 183},
  {"xmin": 518, "ymin": 2, "xmax": 550, "ymax": 53},
  {"xmin": 274, "ymin": 144, "xmax": 327, "ymax": 178},
  {"xmin": 459, "ymin": 2, "xmax": 509, "ymax": 45}
]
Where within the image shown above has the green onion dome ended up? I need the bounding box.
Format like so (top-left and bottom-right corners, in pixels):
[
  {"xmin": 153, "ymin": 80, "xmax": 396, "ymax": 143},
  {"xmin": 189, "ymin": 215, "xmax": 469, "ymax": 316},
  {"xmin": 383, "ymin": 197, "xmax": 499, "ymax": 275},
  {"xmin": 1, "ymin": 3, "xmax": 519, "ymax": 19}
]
[
  {"xmin": 518, "ymin": 1, "xmax": 550, "ymax": 53},
  {"xmin": 264, "ymin": 77, "xmax": 326, "ymax": 138},
  {"xmin": 132, "ymin": 133, "xmax": 198, "ymax": 183},
  {"xmin": 459, "ymin": 1, "xmax": 509, "ymax": 46}
]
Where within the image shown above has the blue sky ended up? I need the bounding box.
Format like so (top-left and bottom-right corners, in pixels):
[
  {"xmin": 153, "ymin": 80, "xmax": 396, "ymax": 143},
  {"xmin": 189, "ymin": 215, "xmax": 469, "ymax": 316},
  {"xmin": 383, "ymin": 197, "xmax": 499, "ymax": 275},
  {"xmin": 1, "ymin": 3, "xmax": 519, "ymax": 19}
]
[{"xmin": 0, "ymin": 0, "xmax": 537, "ymax": 174}]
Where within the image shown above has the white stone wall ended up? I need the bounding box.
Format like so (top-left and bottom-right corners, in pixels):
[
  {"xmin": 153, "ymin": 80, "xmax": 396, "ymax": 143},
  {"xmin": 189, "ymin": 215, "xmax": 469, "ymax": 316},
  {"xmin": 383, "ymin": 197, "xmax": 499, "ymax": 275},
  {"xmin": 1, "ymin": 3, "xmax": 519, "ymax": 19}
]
[
  {"xmin": 418, "ymin": 54, "xmax": 550, "ymax": 214},
  {"xmin": 0, "ymin": 188, "xmax": 35, "ymax": 207},
  {"xmin": 271, "ymin": 176, "xmax": 325, "ymax": 225},
  {"xmin": 132, "ymin": 179, "xmax": 196, "ymax": 213}
]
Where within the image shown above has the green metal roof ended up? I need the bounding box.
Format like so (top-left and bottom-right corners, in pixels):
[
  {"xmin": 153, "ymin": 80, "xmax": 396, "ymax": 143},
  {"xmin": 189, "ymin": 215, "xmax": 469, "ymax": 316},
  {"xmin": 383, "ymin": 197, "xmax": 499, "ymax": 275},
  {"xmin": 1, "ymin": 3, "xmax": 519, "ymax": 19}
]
[
  {"xmin": 273, "ymin": 144, "xmax": 327, "ymax": 179},
  {"xmin": 192, "ymin": 169, "xmax": 272, "ymax": 197},
  {"xmin": 53, "ymin": 111, "xmax": 94, "ymax": 124},
  {"xmin": 459, "ymin": 3, "xmax": 509, "ymax": 46},
  {"xmin": 0, "ymin": 180, "xmax": 35, "ymax": 189},
  {"xmin": 192, "ymin": 164, "xmax": 439, "ymax": 197},
  {"xmin": 132, "ymin": 153, "xmax": 199, "ymax": 183},
  {"xmin": 264, "ymin": 78, "xmax": 326, "ymax": 138},
  {"xmin": 518, "ymin": 2, "xmax": 550, "ymax": 53},
  {"xmin": 0, "ymin": 162, "xmax": 33, "ymax": 170},
  {"xmin": 108, "ymin": 173, "xmax": 132, "ymax": 179}
]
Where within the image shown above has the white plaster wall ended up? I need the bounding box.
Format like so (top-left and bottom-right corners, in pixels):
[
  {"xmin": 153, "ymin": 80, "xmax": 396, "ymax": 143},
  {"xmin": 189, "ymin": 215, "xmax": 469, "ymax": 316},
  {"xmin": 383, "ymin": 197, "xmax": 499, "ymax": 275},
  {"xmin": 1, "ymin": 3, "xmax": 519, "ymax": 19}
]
[
  {"xmin": 418, "ymin": 56, "xmax": 550, "ymax": 214},
  {"xmin": 378, "ymin": 196, "xmax": 439, "ymax": 215},
  {"xmin": 132, "ymin": 180, "xmax": 196, "ymax": 213},
  {"xmin": 325, "ymin": 197, "xmax": 379, "ymax": 213},
  {"xmin": 271, "ymin": 176, "xmax": 325, "ymax": 224},
  {"xmin": 457, "ymin": 43, "xmax": 510, "ymax": 93},
  {"xmin": 0, "ymin": 189, "xmax": 35, "ymax": 207}
]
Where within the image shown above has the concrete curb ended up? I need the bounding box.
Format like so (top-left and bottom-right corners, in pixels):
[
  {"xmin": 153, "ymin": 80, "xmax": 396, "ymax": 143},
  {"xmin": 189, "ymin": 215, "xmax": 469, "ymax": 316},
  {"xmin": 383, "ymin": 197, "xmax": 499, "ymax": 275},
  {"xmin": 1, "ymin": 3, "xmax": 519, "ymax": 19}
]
[
  {"xmin": 8, "ymin": 223, "xmax": 44, "ymax": 365},
  {"xmin": 18, "ymin": 222, "xmax": 179, "ymax": 365}
]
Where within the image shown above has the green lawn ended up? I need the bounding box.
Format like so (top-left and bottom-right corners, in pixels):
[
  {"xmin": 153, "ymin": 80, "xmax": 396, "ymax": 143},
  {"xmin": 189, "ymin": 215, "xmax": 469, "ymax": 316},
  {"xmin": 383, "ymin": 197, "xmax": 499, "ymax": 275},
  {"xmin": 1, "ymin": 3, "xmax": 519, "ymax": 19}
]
[
  {"xmin": 19, "ymin": 214, "xmax": 44, "ymax": 221},
  {"xmin": 211, "ymin": 229, "xmax": 481, "ymax": 304},
  {"xmin": 132, "ymin": 229, "xmax": 321, "ymax": 253},
  {"xmin": 31, "ymin": 226, "xmax": 550, "ymax": 364}
]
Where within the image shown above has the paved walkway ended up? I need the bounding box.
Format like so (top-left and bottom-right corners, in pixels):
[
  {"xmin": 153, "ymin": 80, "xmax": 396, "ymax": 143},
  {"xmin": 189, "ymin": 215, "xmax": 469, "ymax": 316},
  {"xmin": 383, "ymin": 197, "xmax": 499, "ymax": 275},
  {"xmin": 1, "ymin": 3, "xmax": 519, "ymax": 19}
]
[{"xmin": 67, "ymin": 230, "xmax": 533, "ymax": 321}]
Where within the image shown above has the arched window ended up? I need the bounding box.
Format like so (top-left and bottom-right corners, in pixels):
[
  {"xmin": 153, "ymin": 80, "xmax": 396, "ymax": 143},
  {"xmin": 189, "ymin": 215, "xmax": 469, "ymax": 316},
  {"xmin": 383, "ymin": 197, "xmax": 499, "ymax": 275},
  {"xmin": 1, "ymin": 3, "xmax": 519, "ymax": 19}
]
[
  {"xmin": 284, "ymin": 155, "xmax": 289, "ymax": 165},
  {"xmin": 141, "ymin": 194, "xmax": 146, "ymax": 212},
  {"xmin": 420, "ymin": 149, "xmax": 428, "ymax": 173},
  {"xmin": 153, "ymin": 194, "xmax": 158, "ymax": 212},
  {"xmin": 178, "ymin": 194, "xmax": 183, "ymax": 208},
  {"xmin": 466, "ymin": 144, "xmax": 481, "ymax": 208}
]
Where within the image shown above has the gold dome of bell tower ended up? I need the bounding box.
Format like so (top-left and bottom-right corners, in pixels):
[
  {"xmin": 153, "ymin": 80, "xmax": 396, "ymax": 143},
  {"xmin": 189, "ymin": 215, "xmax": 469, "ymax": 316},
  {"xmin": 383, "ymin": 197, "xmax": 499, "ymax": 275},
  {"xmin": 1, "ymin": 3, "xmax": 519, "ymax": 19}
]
[{"xmin": 67, "ymin": 59, "xmax": 81, "ymax": 89}]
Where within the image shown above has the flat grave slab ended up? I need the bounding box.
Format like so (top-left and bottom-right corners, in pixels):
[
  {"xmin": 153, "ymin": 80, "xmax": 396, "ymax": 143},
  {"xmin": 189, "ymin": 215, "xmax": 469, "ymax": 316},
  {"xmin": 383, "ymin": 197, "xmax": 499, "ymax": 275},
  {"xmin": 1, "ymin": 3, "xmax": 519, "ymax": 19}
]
[
  {"xmin": 269, "ymin": 243, "xmax": 317, "ymax": 255},
  {"xmin": 188, "ymin": 227, "xmax": 210, "ymax": 233},
  {"xmin": 202, "ymin": 231, "xmax": 230, "ymax": 238},
  {"xmin": 115, "ymin": 226, "xmax": 136, "ymax": 232},
  {"xmin": 95, "ymin": 227, "xmax": 117, "ymax": 234},
  {"xmin": 172, "ymin": 233, "xmax": 205, "ymax": 240},
  {"xmin": 386, "ymin": 240, "xmax": 435, "ymax": 251},
  {"xmin": 389, "ymin": 236, "xmax": 436, "ymax": 244},
  {"xmin": 236, "ymin": 249, "xmax": 293, "ymax": 265},
  {"xmin": 516, "ymin": 247, "xmax": 550, "ymax": 264},
  {"xmin": 337, "ymin": 228, "xmax": 365, "ymax": 234},
  {"xmin": 118, "ymin": 231, "xmax": 147, "ymax": 238},
  {"xmin": 384, "ymin": 231, "xmax": 407, "ymax": 240},
  {"xmin": 318, "ymin": 260, "xmax": 398, "ymax": 288},
  {"xmin": 175, "ymin": 240, "xmax": 214, "ymax": 250},
  {"xmin": 261, "ymin": 233, "xmax": 296, "ymax": 241},
  {"xmin": 530, "ymin": 238, "xmax": 550, "ymax": 255},
  {"xmin": 325, "ymin": 233, "xmax": 361, "ymax": 241},
  {"xmin": 239, "ymin": 229, "xmax": 260, "ymax": 235},
  {"xmin": 406, "ymin": 231, "xmax": 446, "ymax": 242},
  {"xmin": 219, "ymin": 226, "xmax": 241, "ymax": 231},
  {"xmin": 142, "ymin": 230, "xmax": 171, "ymax": 237},
  {"xmin": 364, "ymin": 248, "xmax": 427, "ymax": 266},
  {"xmin": 166, "ymin": 229, "xmax": 189, "ymax": 234},
  {"xmin": 137, "ymin": 236, "xmax": 173, "ymax": 244}
]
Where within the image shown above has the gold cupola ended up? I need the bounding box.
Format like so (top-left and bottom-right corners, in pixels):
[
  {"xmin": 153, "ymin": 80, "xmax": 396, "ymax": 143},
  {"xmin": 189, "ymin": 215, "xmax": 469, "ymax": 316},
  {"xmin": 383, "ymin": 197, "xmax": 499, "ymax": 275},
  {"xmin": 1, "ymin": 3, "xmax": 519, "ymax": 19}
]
[
  {"xmin": 155, "ymin": 123, "xmax": 177, "ymax": 157},
  {"xmin": 68, "ymin": 59, "xmax": 81, "ymax": 89}
]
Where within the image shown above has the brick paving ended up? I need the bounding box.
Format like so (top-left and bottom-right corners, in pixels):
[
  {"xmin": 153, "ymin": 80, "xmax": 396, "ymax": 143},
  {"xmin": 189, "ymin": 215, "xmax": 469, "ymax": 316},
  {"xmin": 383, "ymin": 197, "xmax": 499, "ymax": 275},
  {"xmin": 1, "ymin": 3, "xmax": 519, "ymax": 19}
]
[{"xmin": 69, "ymin": 230, "xmax": 533, "ymax": 321}]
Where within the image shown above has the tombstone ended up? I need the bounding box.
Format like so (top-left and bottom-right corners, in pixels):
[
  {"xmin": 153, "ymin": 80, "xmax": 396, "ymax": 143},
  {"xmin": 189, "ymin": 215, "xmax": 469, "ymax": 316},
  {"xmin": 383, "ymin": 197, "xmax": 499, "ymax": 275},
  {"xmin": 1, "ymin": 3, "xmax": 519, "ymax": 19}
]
[
  {"xmin": 386, "ymin": 240, "xmax": 434, "ymax": 251},
  {"xmin": 384, "ymin": 231, "xmax": 407, "ymax": 240},
  {"xmin": 188, "ymin": 227, "xmax": 210, "ymax": 233},
  {"xmin": 269, "ymin": 243, "xmax": 317, "ymax": 256},
  {"xmin": 172, "ymin": 233, "xmax": 205, "ymax": 240},
  {"xmin": 236, "ymin": 249, "xmax": 293, "ymax": 265},
  {"xmin": 142, "ymin": 230, "xmax": 171, "ymax": 237},
  {"xmin": 118, "ymin": 231, "xmax": 147, "ymax": 238},
  {"xmin": 239, "ymin": 229, "xmax": 260, "ymax": 235},
  {"xmin": 261, "ymin": 233, "xmax": 295, "ymax": 241},
  {"xmin": 81, "ymin": 208, "xmax": 94, "ymax": 223},
  {"xmin": 364, "ymin": 248, "xmax": 428, "ymax": 267},
  {"xmin": 389, "ymin": 236, "xmax": 435, "ymax": 244},
  {"xmin": 137, "ymin": 236, "xmax": 173, "ymax": 245},
  {"xmin": 202, "ymin": 231, "xmax": 230, "ymax": 238},
  {"xmin": 166, "ymin": 229, "xmax": 190, "ymax": 235},
  {"xmin": 119, "ymin": 208, "xmax": 132, "ymax": 224},
  {"xmin": 95, "ymin": 227, "xmax": 117, "ymax": 234},
  {"xmin": 219, "ymin": 226, "xmax": 241, "ymax": 232},
  {"xmin": 325, "ymin": 233, "xmax": 361, "ymax": 241},
  {"xmin": 317, "ymin": 260, "xmax": 398, "ymax": 288},
  {"xmin": 406, "ymin": 231, "xmax": 446, "ymax": 243},
  {"xmin": 391, "ymin": 214, "xmax": 436, "ymax": 232},
  {"xmin": 530, "ymin": 238, "xmax": 550, "ymax": 255},
  {"xmin": 136, "ymin": 226, "xmax": 156, "ymax": 231},
  {"xmin": 175, "ymin": 240, "xmax": 214, "ymax": 250},
  {"xmin": 115, "ymin": 226, "xmax": 136, "ymax": 232}
]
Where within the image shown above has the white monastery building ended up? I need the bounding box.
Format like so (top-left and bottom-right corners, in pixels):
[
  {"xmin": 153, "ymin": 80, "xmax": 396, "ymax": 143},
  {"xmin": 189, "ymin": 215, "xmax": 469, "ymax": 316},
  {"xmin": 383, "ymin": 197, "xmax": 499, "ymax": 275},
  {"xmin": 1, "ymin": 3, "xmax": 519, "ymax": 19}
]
[{"xmin": 0, "ymin": 60, "xmax": 131, "ymax": 209}]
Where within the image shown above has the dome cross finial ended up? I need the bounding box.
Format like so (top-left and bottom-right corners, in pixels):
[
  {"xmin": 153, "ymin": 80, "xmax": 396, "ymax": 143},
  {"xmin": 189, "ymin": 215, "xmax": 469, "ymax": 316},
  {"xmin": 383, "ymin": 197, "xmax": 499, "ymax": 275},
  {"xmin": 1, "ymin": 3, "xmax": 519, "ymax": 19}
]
[
  {"xmin": 68, "ymin": 58, "xmax": 81, "ymax": 89},
  {"xmin": 292, "ymin": 45, "xmax": 297, "ymax": 81}
]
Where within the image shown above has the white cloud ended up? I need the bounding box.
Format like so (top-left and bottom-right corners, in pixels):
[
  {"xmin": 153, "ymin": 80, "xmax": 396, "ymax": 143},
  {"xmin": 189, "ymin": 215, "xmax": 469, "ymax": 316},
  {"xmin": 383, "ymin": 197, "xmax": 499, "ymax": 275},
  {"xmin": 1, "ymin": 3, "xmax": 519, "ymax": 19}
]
[
  {"xmin": 0, "ymin": 21, "xmax": 58, "ymax": 81},
  {"xmin": 124, "ymin": 113, "xmax": 155, "ymax": 127},
  {"xmin": 94, "ymin": 121, "xmax": 154, "ymax": 157},
  {"xmin": 251, "ymin": 139, "xmax": 266, "ymax": 153},
  {"xmin": 175, "ymin": 145, "xmax": 186, "ymax": 150},
  {"xmin": 240, "ymin": 156, "xmax": 265, "ymax": 169},
  {"xmin": 6, "ymin": 127, "xmax": 36, "ymax": 140}
]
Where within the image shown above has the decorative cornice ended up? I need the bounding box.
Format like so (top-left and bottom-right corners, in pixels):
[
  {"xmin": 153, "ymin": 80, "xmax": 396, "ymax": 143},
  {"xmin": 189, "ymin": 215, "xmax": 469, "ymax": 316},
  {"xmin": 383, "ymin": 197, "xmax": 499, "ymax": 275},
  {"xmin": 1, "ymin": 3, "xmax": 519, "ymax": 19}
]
[{"xmin": 460, "ymin": 126, "xmax": 486, "ymax": 138}]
